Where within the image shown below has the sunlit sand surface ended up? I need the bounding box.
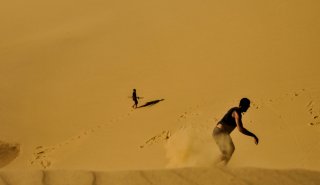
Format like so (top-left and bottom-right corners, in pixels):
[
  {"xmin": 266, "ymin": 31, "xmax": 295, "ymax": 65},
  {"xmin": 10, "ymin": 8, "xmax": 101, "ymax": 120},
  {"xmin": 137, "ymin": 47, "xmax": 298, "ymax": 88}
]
[{"xmin": 1, "ymin": 0, "xmax": 320, "ymax": 184}]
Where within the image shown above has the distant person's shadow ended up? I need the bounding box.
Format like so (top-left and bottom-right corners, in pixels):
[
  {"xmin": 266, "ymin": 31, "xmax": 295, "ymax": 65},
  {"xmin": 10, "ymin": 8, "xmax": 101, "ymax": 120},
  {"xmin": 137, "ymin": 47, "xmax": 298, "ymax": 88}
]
[{"xmin": 138, "ymin": 99, "xmax": 165, "ymax": 108}]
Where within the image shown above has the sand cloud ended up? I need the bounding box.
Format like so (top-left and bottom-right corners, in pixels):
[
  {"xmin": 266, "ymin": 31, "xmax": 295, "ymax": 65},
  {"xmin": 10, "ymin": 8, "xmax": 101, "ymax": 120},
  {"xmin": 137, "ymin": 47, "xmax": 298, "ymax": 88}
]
[{"xmin": 165, "ymin": 124, "xmax": 218, "ymax": 168}]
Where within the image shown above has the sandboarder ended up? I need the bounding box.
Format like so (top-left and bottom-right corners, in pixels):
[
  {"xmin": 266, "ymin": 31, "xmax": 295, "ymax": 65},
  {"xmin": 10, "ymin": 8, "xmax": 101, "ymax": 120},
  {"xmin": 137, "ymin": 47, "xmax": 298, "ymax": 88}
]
[{"xmin": 213, "ymin": 98, "xmax": 259, "ymax": 165}]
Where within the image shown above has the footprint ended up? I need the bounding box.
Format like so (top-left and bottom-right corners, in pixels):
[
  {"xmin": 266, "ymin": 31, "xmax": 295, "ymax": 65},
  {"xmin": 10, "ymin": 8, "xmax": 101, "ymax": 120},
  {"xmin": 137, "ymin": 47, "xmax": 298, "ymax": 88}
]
[
  {"xmin": 40, "ymin": 160, "xmax": 51, "ymax": 169},
  {"xmin": 307, "ymin": 101, "xmax": 313, "ymax": 107},
  {"xmin": 140, "ymin": 130, "xmax": 171, "ymax": 148},
  {"xmin": 31, "ymin": 146, "xmax": 55, "ymax": 169},
  {"xmin": 35, "ymin": 146, "xmax": 43, "ymax": 150},
  {"xmin": 305, "ymin": 98, "xmax": 320, "ymax": 124},
  {"xmin": 251, "ymin": 102, "xmax": 260, "ymax": 109},
  {"xmin": 309, "ymin": 122, "xmax": 320, "ymax": 126}
]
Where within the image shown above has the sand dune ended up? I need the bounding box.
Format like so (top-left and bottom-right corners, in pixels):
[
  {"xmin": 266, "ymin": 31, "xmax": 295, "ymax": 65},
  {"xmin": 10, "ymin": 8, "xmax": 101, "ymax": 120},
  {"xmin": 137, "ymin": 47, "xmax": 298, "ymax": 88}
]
[
  {"xmin": 1, "ymin": 88, "xmax": 320, "ymax": 170},
  {"xmin": 1, "ymin": 167, "xmax": 320, "ymax": 185},
  {"xmin": 1, "ymin": 0, "xmax": 320, "ymax": 182}
]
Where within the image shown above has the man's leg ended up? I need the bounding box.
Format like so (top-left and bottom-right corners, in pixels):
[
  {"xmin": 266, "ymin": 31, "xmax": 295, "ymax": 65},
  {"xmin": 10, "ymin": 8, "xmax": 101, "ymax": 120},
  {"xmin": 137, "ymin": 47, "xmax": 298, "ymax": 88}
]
[
  {"xmin": 132, "ymin": 100, "xmax": 138, "ymax": 108},
  {"xmin": 222, "ymin": 134, "xmax": 235, "ymax": 164},
  {"xmin": 213, "ymin": 129, "xmax": 235, "ymax": 165}
]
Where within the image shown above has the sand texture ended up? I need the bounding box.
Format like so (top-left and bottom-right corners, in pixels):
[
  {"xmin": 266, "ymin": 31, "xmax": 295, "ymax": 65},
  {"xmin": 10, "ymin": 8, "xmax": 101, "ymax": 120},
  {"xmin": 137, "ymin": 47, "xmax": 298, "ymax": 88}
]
[
  {"xmin": 1, "ymin": 0, "xmax": 320, "ymax": 183},
  {"xmin": 1, "ymin": 167, "xmax": 320, "ymax": 185}
]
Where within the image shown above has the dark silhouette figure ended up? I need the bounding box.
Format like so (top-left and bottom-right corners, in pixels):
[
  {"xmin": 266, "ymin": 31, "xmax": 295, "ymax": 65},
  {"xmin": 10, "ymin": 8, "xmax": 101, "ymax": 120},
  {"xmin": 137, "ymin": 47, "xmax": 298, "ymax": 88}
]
[
  {"xmin": 213, "ymin": 98, "xmax": 259, "ymax": 165},
  {"xmin": 138, "ymin": 99, "xmax": 164, "ymax": 108},
  {"xmin": 132, "ymin": 89, "xmax": 139, "ymax": 108}
]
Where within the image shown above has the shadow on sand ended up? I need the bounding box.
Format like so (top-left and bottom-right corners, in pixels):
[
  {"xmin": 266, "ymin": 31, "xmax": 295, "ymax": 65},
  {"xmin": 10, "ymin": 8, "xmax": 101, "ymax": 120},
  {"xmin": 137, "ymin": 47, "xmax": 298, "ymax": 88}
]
[{"xmin": 138, "ymin": 99, "xmax": 165, "ymax": 108}]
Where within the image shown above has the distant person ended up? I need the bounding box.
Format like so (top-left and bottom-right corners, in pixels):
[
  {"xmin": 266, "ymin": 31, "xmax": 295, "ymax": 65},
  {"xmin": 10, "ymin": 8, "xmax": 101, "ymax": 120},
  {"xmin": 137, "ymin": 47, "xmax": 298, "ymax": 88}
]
[
  {"xmin": 213, "ymin": 98, "xmax": 259, "ymax": 165},
  {"xmin": 132, "ymin": 89, "xmax": 139, "ymax": 108}
]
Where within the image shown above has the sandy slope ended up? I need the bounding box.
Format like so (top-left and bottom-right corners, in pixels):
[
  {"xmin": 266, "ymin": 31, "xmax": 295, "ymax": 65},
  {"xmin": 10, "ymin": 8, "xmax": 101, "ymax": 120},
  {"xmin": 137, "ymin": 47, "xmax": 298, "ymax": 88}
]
[
  {"xmin": 1, "ymin": 167, "xmax": 320, "ymax": 185},
  {"xmin": 1, "ymin": 0, "xmax": 320, "ymax": 172}
]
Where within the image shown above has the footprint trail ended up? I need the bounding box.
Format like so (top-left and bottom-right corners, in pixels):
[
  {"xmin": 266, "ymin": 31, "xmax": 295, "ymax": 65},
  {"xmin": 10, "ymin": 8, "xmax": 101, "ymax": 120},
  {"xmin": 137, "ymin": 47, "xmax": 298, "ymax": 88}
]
[{"xmin": 30, "ymin": 111, "xmax": 134, "ymax": 169}]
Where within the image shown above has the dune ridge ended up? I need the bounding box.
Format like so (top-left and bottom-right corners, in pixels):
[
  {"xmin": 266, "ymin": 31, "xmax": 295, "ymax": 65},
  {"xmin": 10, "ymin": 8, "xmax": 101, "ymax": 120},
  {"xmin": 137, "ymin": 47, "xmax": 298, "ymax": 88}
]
[{"xmin": 0, "ymin": 167, "xmax": 320, "ymax": 185}]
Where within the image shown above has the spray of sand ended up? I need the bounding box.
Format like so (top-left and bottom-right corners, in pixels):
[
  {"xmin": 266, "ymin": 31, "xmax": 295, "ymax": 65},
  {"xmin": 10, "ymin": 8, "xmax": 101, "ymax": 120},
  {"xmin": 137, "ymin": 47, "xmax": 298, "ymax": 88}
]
[{"xmin": 165, "ymin": 124, "xmax": 220, "ymax": 168}]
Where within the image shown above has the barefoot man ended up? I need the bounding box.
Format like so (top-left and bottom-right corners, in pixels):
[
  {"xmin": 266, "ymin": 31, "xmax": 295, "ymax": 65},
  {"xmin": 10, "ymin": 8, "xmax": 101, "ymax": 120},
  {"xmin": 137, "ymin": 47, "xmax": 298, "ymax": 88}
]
[
  {"xmin": 213, "ymin": 98, "xmax": 259, "ymax": 165},
  {"xmin": 132, "ymin": 89, "xmax": 139, "ymax": 108}
]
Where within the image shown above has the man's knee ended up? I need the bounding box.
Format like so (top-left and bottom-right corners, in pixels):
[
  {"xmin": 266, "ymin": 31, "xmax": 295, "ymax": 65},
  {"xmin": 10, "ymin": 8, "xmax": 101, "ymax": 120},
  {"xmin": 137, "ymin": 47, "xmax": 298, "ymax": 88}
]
[{"xmin": 226, "ymin": 145, "xmax": 235, "ymax": 159}]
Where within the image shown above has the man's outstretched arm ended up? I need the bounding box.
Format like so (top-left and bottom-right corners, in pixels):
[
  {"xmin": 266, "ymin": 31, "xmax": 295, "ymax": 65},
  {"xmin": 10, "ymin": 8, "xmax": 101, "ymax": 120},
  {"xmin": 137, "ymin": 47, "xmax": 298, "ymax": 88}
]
[{"xmin": 233, "ymin": 111, "xmax": 259, "ymax": 144}]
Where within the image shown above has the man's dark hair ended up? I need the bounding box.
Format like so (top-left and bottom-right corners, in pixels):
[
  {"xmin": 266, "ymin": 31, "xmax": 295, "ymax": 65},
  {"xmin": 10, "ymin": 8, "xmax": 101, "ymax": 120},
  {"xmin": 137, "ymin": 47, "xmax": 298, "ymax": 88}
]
[{"xmin": 239, "ymin": 98, "xmax": 250, "ymax": 107}]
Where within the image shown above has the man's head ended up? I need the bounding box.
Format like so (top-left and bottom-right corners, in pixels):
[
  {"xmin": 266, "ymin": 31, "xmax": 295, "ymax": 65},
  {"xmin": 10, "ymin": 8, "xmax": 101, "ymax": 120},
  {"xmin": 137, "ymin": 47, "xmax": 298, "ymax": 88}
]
[{"xmin": 239, "ymin": 98, "xmax": 250, "ymax": 112}]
